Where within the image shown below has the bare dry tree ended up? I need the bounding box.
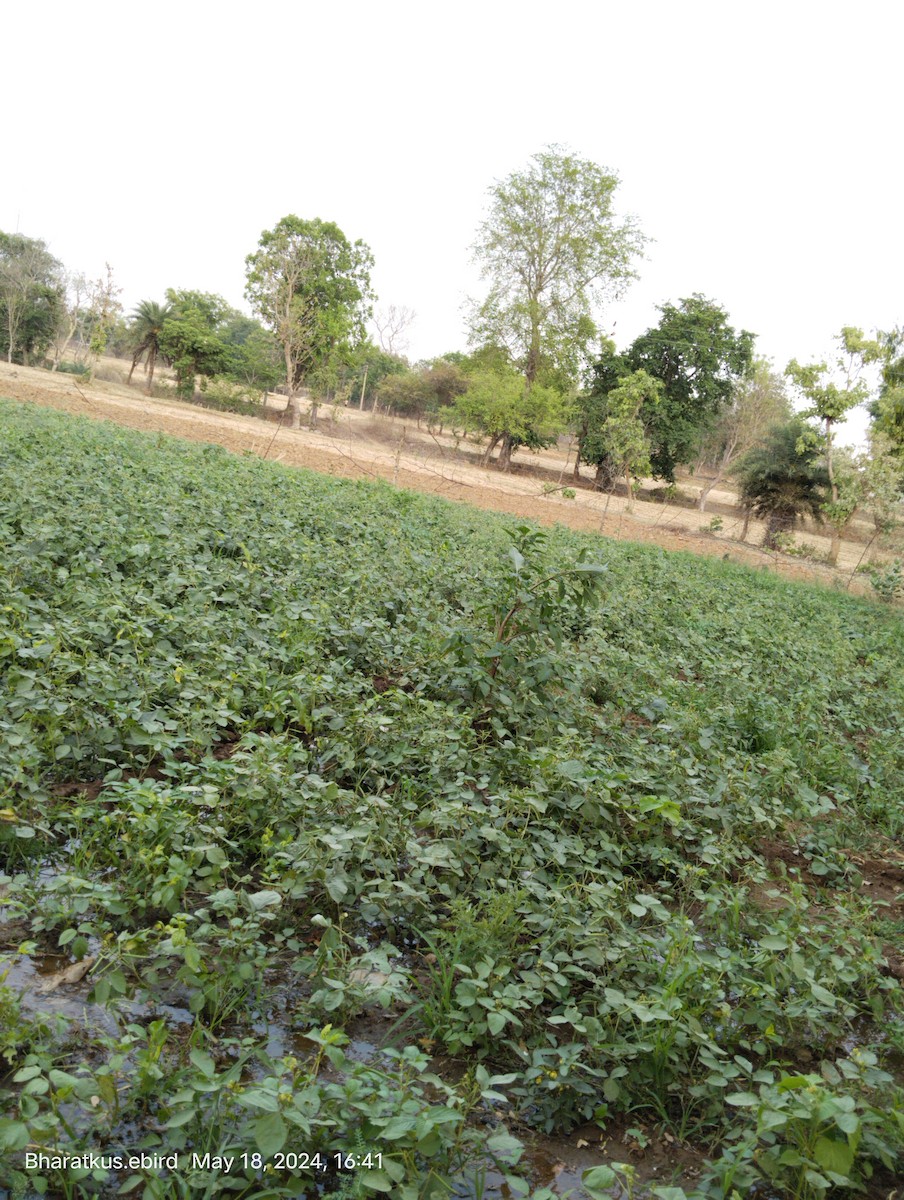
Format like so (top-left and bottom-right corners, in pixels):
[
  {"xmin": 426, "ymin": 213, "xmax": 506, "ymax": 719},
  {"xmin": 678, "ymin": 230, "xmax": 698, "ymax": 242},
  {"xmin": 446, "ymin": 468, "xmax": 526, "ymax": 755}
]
[{"xmin": 372, "ymin": 304, "xmax": 416, "ymax": 356}]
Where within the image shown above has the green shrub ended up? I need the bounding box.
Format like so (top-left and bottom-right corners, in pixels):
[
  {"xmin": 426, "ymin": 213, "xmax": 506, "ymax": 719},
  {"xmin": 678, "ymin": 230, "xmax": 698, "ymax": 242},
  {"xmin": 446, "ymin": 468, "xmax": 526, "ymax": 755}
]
[
  {"xmin": 197, "ymin": 375, "xmax": 265, "ymax": 414},
  {"xmin": 868, "ymin": 558, "xmax": 903, "ymax": 602}
]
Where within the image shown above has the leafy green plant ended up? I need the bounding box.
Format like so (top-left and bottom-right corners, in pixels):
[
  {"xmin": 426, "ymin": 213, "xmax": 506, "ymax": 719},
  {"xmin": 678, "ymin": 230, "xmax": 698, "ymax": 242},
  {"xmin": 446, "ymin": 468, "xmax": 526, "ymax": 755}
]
[
  {"xmin": 717, "ymin": 1052, "xmax": 904, "ymax": 1199},
  {"xmin": 867, "ymin": 557, "xmax": 903, "ymax": 602},
  {"xmin": 441, "ymin": 524, "xmax": 605, "ymax": 722},
  {"xmin": 197, "ymin": 375, "xmax": 265, "ymax": 414}
]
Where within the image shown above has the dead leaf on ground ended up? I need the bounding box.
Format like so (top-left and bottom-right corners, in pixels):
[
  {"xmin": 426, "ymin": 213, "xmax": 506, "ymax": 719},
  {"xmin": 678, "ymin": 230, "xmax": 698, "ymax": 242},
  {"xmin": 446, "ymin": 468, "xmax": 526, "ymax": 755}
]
[{"xmin": 37, "ymin": 956, "xmax": 96, "ymax": 992}]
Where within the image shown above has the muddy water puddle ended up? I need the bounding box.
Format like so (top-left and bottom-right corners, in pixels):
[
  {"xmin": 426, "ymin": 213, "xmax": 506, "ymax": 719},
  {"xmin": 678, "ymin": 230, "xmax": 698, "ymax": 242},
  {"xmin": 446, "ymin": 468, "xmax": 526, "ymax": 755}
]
[
  {"xmin": 465, "ymin": 1127, "xmax": 704, "ymax": 1199},
  {"xmin": 0, "ymin": 948, "xmax": 121, "ymax": 1033},
  {"xmin": 0, "ymin": 943, "xmax": 195, "ymax": 1039}
]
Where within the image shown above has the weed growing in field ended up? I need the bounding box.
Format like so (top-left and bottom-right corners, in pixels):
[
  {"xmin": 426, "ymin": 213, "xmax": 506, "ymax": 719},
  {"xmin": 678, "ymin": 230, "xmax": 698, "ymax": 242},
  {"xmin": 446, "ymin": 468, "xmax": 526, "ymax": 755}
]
[{"xmin": 441, "ymin": 523, "xmax": 605, "ymax": 728}]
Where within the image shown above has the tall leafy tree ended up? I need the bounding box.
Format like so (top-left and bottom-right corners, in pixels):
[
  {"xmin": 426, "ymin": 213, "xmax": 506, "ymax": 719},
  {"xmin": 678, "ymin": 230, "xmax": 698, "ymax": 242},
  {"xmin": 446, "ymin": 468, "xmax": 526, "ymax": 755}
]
[
  {"xmin": 127, "ymin": 300, "xmax": 173, "ymax": 394},
  {"xmin": 159, "ymin": 290, "xmax": 231, "ymax": 399},
  {"xmin": 786, "ymin": 326, "xmax": 881, "ymax": 563},
  {"xmin": 625, "ymin": 295, "xmax": 756, "ymax": 481},
  {"xmin": 0, "ymin": 232, "xmax": 65, "ymax": 364},
  {"xmin": 575, "ymin": 340, "xmax": 629, "ymax": 488},
  {"xmin": 733, "ymin": 419, "xmax": 830, "ymax": 548},
  {"xmin": 600, "ymin": 369, "xmax": 663, "ymax": 508},
  {"xmin": 469, "ymin": 146, "xmax": 646, "ymax": 389},
  {"xmin": 453, "ymin": 365, "xmax": 566, "ymax": 470},
  {"xmin": 245, "ymin": 216, "xmax": 374, "ymax": 428},
  {"xmin": 870, "ymin": 326, "xmax": 904, "ymax": 483},
  {"xmin": 219, "ymin": 315, "xmax": 282, "ymax": 396}
]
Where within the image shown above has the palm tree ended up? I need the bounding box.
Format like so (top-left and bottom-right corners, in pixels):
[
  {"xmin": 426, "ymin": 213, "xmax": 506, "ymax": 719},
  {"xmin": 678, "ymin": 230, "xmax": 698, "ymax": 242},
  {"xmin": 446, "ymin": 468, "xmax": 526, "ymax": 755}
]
[
  {"xmin": 127, "ymin": 300, "xmax": 172, "ymax": 394},
  {"xmin": 733, "ymin": 419, "xmax": 830, "ymax": 549}
]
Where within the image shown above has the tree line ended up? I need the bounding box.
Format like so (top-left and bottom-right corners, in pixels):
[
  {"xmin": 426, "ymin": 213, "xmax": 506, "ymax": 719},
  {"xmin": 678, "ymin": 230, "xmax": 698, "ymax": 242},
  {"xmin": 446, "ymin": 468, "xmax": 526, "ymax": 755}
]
[{"xmin": 1, "ymin": 146, "xmax": 902, "ymax": 562}]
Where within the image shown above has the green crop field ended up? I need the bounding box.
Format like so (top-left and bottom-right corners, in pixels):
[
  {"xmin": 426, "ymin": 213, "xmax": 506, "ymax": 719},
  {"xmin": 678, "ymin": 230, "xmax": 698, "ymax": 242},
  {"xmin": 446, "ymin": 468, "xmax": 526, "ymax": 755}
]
[{"xmin": 0, "ymin": 400, "xmax": 902, "ymax": 1199}]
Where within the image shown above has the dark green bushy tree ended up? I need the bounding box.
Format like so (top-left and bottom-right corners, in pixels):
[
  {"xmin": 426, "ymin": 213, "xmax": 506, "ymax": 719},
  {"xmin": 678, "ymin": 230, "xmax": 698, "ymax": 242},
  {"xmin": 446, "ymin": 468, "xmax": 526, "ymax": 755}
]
[
  {"xmin": 219, "ymin": 314, "xmax": 282, "ymax": 395},
  {"xmin": 159, "ymin": 291, "xmax": 231, "ymax": 399},
  {"xmin": 579, "ymin": 296, "xmax": 755, "ymax": 485},
  {"xmin": 375, "ymin": 358, "xmax": 467, "ymax": 422},
  {"xmin": 733, "ymin": 418, "xmax": 830, "ymax": 548},
  {"xmin": 575, "ymin": 341, "xmax": 629, "ymax": 488},
  {"xmin": 626, "ymin": 295, "xmax": 756, "ymax": 481},
  {"xmin": 0, "ymin": 232, "xmax": 65, "ymax": 364}
]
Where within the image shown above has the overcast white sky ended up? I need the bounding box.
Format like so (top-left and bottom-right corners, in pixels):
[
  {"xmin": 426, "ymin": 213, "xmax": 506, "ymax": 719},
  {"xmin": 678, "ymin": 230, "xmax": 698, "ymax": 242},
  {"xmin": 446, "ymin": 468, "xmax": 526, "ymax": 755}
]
[{"xmin": 3, "ymin": 0, "xmax": 900, "ymax": 443}]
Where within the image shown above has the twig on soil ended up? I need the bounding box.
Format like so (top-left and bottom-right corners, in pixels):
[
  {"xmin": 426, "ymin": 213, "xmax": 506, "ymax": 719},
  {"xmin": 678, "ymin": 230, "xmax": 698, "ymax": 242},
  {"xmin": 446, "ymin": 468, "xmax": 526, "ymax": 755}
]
[
  {"xmin": 331, "ymin": 441, "xmax": 388, "ymax": 482},
  {"xmin": 846, "ymin": 529, "xmax": 881, "ymax": 589},
  {"xmin": 72, "ymin": 382, "xmax": 96, "ymax": 408},
  {"xmin": 261, "ymin": 415, "xmax": 284, "ymax": 461}
]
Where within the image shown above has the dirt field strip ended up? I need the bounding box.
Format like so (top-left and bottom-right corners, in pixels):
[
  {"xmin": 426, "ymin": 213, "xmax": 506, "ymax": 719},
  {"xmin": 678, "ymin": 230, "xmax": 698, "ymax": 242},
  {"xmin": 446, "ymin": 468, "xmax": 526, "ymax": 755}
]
[{"xmin": 0, "ymin": 360, "xmax": 881, "ymax": 596}]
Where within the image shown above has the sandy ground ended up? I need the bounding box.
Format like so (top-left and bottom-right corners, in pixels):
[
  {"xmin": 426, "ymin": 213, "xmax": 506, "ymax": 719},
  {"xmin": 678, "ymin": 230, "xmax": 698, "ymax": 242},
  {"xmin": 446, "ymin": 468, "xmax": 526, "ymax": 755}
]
[{"xmin": 0, "ymin": 360, "xmax": 894, "ymax": 597}]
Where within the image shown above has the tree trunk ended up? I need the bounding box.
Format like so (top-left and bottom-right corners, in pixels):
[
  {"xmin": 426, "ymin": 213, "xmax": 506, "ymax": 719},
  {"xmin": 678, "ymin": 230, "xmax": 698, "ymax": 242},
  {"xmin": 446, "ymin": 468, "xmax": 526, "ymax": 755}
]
[
  {"xmin": 573, "ymin": 436, "xmax": 584, "ymax": 480},
  {"xmin": 740, "ymin": 506, "xmax": 752, "ymax": 542},
  {"xmin": 698, "ymin": 439, "xmax": 737, "ymax": 511},
  {"xmin": 481, "ymin": 433, "xmax": 501, "ymax": 467},
  {"xmin": 764, "ymin": 507, "xmax": 794, "ymax": 550},
  {"xmin": 825, "ymin": 417, "xmax": 837, "ymax": 505},
  {"xmin": 53, "ymin": 316, "xmax": 78, "ymax": 371},
  {"xmin": 594, "ymin": 457, "xmax": 616, "ymax": 491},
  {"xmin": 309, "ymin": 399, "xmax": 319, "ymax": 429},
  {"xmin": 497, "ymin": 432, "xmax": 515, "ymax": 471},
  {"xmin": 526, "ymin": 300, "xmax": 541, "ymax": 389},
  {"xmin": 146, "ymin": 347, "xmax": 157, "ymax": 396},
  {"xmin": 282, "ymin": 343, "xmax": 300, "ymax": 427},
  {"xmin": 827, "ymin": 530, "xmax": 841, "ymax": 566}
]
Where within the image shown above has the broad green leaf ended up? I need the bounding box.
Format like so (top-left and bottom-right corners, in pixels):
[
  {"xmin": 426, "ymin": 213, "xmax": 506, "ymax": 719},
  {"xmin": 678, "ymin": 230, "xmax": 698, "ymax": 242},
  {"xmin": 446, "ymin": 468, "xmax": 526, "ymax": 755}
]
[
  {"xmin": 813, "ymin": 1136, "xmax": 854, "ymax": 1177},
  {"xmin": 164, "ymin": 1108, "xmax": 196, "ymax": 1128},
  {"xmin": 0, "ymin": 1119, "xmax": 29, "ymax": 1150},
  {"xmin": 379, "ymin": 1115, "xmax": 417, "ymax": 1140},
  {"xmin": 13, "ymin": 1065, "xmax": 43, "ymax": 1082},
  {"xmin": 254, "ymin": 1111, "xmax": 287, "ymax": 1156},
  {"xmin": 834, "ymin": 1111, "xmax": 860, "ymax": 1136},
  {"xmin": 360, "ymin": 1170, "xmax": 393, "ymax": 1193},
  {"xmin": 189, "ymin": 1049, "xmax": 215, "ymax": 1077},
  {"xmin": 582, "ymin": 1166, "xmax": 618, "ymax": 1197}
]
